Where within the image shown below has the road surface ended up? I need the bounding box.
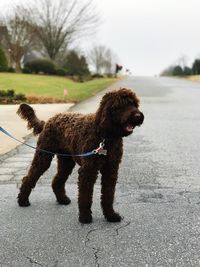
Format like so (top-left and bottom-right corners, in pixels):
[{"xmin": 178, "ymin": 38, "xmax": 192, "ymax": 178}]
[{"xmin": 0, "ymin": 76, "xmax": 200, "ymax": 267}]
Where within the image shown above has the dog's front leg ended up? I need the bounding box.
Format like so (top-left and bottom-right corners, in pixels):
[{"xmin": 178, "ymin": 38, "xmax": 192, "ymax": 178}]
[
  {"xmin": 78, "ymin": 165, "xmax": 98, "ymax": 224},
  {"xmin": 100, "ymin": 163, "xmax": 122, "ymax": 222}
]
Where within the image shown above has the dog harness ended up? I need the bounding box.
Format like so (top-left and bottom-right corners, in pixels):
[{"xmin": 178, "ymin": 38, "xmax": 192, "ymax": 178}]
[{"xmin": 0, "ymin": 126, "xmax": 107, "ymax": 157}]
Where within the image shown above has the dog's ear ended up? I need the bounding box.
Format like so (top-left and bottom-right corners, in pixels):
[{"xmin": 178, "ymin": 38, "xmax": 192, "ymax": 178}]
[{"xmin": 95, "ymin": 91, "xmax": 114, "ymax": 129}]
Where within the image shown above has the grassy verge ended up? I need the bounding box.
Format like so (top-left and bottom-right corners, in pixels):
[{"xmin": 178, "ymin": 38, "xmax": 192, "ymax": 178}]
[
  {"xmin": 0, "ymin": 73, "xmax": 118, "ymax": 102},
  {"xmin": 185, "ymin": 75, "xmax": 200, "ymax": 83}
]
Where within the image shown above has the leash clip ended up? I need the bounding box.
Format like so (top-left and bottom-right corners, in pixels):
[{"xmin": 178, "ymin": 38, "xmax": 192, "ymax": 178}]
[{"xmin": 93, "ymin": 139, "xmax": 107, "ymax": 156}]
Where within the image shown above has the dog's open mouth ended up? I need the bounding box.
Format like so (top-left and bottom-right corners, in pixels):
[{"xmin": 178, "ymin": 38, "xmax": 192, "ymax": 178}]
[{"xmin": 124, "ymin": 124, "xmax": 135, "ymax": 133}]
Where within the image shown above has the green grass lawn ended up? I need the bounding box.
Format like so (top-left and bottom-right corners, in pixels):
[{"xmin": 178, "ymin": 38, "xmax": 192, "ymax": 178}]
[{"xmin": 0, "ymin": 73, "xmax": 118, "ymax": 102}]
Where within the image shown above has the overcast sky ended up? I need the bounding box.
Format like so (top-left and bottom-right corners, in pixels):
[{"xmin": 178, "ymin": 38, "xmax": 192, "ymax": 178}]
[{"xmin": 0, "ymin": 0, "xmax": 200, "ymax": 75}]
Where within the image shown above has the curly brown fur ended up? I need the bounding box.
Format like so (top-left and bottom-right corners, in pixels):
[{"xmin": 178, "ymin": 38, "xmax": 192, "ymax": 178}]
[{"xmin": 17, "ymin": 88, "xmax": 144, "ymax": 224}]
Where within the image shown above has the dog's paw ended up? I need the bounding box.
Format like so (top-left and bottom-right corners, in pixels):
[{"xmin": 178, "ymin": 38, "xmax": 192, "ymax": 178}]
[
  {"xmin": 79, "ymin": 213, "xmax": 92, "ymax": 224},
  {"xmin": 18, "ymin": 197, "xmax": 30, "ymax": 207},
  {"xmin": 105, "ymin": 212, "xmax": 122, "ymax": 222},
  {"xmin": 57, "ymin": 196, "xmax": 71, "ymax": 205}
]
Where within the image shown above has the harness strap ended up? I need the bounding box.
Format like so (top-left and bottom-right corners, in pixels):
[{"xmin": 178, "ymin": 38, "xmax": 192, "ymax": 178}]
[{"xmin": 0, "ymin": 126, "xmax": 96, "ymax": 157}]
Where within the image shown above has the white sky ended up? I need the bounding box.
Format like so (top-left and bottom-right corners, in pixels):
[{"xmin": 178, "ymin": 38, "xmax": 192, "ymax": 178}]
[{"xmin": 0, "ymin": 0, "xmax": 200, "ymax": 75}]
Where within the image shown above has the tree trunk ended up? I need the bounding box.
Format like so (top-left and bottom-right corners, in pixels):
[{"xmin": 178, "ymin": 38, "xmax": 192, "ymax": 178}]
[{"xmin": 15, "ymin": 60, "xmax": 21, "ymax": 73}]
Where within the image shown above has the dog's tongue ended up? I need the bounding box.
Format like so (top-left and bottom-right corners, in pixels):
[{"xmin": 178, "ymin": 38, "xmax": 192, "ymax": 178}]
[{"xmin": 125, "ymin": 124, "xmax": 134, "ymax": 132}]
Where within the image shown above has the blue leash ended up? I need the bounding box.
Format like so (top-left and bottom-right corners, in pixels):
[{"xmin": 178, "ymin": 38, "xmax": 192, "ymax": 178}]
[{"xmin": 0, "ymin": 126, "xmax": 97, "ymax": 157}]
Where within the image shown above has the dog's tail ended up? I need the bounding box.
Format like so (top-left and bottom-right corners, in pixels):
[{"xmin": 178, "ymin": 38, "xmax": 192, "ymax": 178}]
[{"xmin": 17, "ymin": 104, "xmax": 45, "ymax": 135}]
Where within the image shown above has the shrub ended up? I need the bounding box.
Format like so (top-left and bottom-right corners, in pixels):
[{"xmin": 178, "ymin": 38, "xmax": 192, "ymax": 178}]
[
  {"xmin": 183, "ymin": 66, "xmax": 192, "ymax": 76},
  {"xmin": 22, "ymin": 67, "xmax": 32, "ymax": 74},
  {"xmin": 0, "ymin": 90, "xmax": 6, "ymax": 97},
  {"xmin": 63, "ymin": 50, "xmax": 90, "ymax": 76},
  {"xmin": 0, "ymin": 66, "xmax": 8, "ymax": 72},
  {"xmin": 7, "ymin": 67, "xmax": 15, "ymax": 73},
  {"xmin": 0, "ymin": 89, "xmax": 15, "ymax": 97},
  {"xmin": 0, "ymin": 47, "xmax": 8, "ymax": 70},
  {"xmin": 25, "ymin": 59, "xmax": 56, "ymax": 75},
  {"xmin": 14, "ymin": 93, "xmax": 26, "ymax": 101},
  {"xmin": 91, "ymin": 73, "xmax": 104, "ymax": 78},
  {"xmin": 192, "ymin": 59, "xmax": 200, "ymax": 75},
  {"xmin": 56, "ymin": 68, "xmax": 67, "ymax": 76},
  {"xmin": 6, "ymin": 89, "xmax": 15, "ymax": 97},
  {"xmin": 106, "ymin": 73, "xmax": 114, "ymax": 78},
  {"xmin": 172, "ymin": 65, "xmax": 183, "ymax": 76},
  {"xmin": 0, "ymin": 89, "xmax": 26, "ymax": 104}
]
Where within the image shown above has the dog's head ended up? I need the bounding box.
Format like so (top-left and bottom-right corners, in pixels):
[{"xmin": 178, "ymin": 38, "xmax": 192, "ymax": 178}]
[{"xmin": 95, "ymin": 88, "xmax": 144, "ymax": 138}]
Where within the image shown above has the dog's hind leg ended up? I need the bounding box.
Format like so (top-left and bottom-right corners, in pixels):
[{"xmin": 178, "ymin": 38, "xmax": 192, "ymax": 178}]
[
  {"xmin": 52, "ymin": 156, "xmax": 75, "ymax": 205},
  {"xmin": 18, "ymin": 151, "xmax": 54, "ymax": 207}
]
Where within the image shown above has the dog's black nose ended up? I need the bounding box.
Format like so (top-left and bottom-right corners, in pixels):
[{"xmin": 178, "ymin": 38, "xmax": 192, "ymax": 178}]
[{"xmin": 134, "ymin": 112, "xmax": 144, "ymax": 125}]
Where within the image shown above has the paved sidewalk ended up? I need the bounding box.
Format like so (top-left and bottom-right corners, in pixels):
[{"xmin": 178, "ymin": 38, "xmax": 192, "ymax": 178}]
[{"xmin": 0, "ymin": 103, "xmax": 73, "ymax": 155}]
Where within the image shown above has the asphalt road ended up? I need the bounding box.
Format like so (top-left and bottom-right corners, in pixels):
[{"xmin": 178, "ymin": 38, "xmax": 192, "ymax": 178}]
[{"xmin": 0, "ymin": 76, "xmax": 200, "ymax": 267}]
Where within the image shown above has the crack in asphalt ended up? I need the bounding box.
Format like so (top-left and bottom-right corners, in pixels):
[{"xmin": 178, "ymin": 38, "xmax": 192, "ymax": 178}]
[
  {"xmin": 177, "ymin": 190, "xmax": 200, "ymax": 205},
  {"xmin": 84, "ymin": 228, "xmax": 100, "ymax": 267},
  {"xmin": 115, "ymin": 221, "xmax": 131, "ymax": 236},
  {"xmin": 84, "ymin": 221, "xmax": 132, "ymax": 267},
  {"xmin": 24, "ymin": 255, "xmax": 45, "ymax": 266}
]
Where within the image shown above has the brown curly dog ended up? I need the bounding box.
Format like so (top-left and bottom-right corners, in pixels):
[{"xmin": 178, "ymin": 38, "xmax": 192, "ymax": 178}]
[{"xmin": 17, "ymin": 88, "xmax": 144, "ymax": 223}]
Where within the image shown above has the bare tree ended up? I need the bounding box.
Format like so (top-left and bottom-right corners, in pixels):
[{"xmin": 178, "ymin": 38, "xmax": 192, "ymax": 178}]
[
  {"xmin": 23, "ymin": 0, "xmax": 99, "ymax": 61},
  {"xmin": 0, "ymin": 7, "xmax": 35, "ymax": 72},
  {"xmin": 103, "ymin": 48, "xmax": 118, "ymax": 74},
  {"xmin": 88, "ymin": 45, "xmax": 117, "ymax": 74},
  {"xmin": 88, "ymin": 45, "xmax": 106, "ymax": 74},
  {"xmin": 176, "ymin": 54, "xmax": 188, "ymax": 69},
  {"xmin": 0, "ymin": 25, "xmax": 9, "ymax": 46}
]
